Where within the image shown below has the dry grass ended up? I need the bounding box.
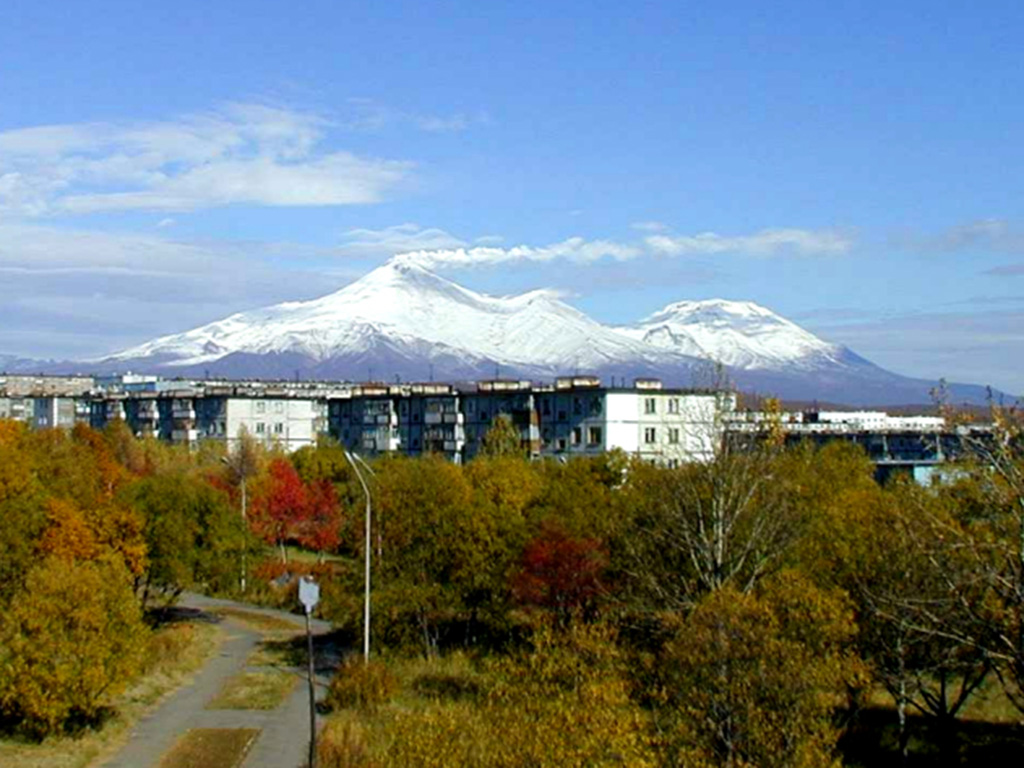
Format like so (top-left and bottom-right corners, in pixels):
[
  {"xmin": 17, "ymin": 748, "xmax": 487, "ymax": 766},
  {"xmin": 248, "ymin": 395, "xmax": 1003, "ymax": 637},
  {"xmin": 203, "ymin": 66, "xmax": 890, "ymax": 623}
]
[
  {"xmin": 211, "ymin": 606, "xmax": 304, "ymax": 634},
  {"xmin": 157, "ymin": 728, "xmax": 260, "ymax": 768},
  {"xmin": 206, "ymin": 670, "xmax": 298, "ymax": 710},
  {"xmin": 0, "ymin": 620, "xmax": 222, "ymax": 768}
]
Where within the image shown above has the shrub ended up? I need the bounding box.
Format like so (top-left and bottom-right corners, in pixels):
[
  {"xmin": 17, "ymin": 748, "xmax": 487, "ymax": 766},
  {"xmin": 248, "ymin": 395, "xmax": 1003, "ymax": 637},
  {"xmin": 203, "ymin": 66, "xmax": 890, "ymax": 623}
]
[
  {"xmin": 324, "ymin": 657, "xmax": 398, "ymax": 712},
  {"xmin": 318, "ymin": 715, "xmax": 375, "ymax": 768}
]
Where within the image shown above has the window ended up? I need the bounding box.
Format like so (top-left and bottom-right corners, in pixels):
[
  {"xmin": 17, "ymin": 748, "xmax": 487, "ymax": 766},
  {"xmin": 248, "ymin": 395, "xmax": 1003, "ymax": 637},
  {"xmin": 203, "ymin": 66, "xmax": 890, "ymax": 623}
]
[
  {"xmin": 542, "ymin": 399, "xmax": 551, "ymax": 416},
  {"xmin": 256, "ymin": 401, "xmax": 266, "ymax": 414},
  {"xmin": 668, "ymin": 428, "xmax": 679, "ymax": 444},
  {"xmin": 668, "ymin": 398, "xmax": 679, "ymax": 414},
  {"xmin": 573, "ymin": 398, "xmax": 582, "ymax": 415},
  {"xmin": 274, "ymin": 423, "xmax": 284, "ymax": 434},
  {"xmin": 255, "ymin": 422, "xmax": 266, "ymax": 434},
  {"xmin": 644, "ymin": 427, "xmax": 656, "ymax": 444},
  {"xmin": 590, "ymin": 398, "xmax": 602, "ymax": 415},
  {"xmin": 557, "ymin": 438, "xmax": 567, "ymax": 451},
  {"xmin": 274, "ymin": 401, "xmax": 284, "ymax": 413},
  {"xmin": 644, "ymin": 398, "xmax": 656, "ymax": 415},
  {"xmin": 588, "ymin": 426, "xmax": 602, "ymax": 445},
  {"xmin": 572, "ymin": 427, "xmax": 582, "ymax": 445}
]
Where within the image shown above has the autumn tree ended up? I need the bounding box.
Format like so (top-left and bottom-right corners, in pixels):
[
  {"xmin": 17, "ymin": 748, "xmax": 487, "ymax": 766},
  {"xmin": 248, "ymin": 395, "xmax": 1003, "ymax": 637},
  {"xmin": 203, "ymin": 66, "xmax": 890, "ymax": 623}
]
[
  {"xmin": 0, "ymin": 555, "xmax": 148, "ymax": 738},
  {"xmin": 367, "ymin": 454, "xmax": 513, "ymax": 654},
  {"xmin": 656, "ymin": 571, "xmax": 862, "ymax": 768},
  {"xmin": 624, "ymin": 446, "xmax": 804, "ymax": 611},
  {"xmin": 512, "ymin": 522, "xmax": 608, "ymax": 624},
  {"xmin": 0, "ymin": 420, "xmax": 46, "ymax": 601},
  {"xmin": 250, "ymin": 456, "xmax": 310, "ymax": 563},
  {"xmin": 297, "ymin": 478, "xmax": 343, "ymax": 559},
  {"xmin": 480, "ymin": 413, "xmax": 524, "ymax": 458},
  {"xmin": 890, "ymin": 407, "xmax": 1024, "ymax": 717}
]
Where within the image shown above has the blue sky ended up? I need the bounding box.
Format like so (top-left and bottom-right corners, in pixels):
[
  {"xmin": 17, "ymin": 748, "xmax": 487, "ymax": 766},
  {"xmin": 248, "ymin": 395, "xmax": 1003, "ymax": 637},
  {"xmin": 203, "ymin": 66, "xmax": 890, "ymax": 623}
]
[{"xmin": 1, "ymin": 0, "xmax": 1023, "ymax": 393}]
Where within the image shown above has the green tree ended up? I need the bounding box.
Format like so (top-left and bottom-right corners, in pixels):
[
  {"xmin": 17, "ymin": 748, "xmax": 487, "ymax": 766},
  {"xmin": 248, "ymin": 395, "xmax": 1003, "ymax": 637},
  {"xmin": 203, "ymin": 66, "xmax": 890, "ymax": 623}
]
[{"xmin": 128, "ymin": 472, "xmax": 245, "ymax": 603}]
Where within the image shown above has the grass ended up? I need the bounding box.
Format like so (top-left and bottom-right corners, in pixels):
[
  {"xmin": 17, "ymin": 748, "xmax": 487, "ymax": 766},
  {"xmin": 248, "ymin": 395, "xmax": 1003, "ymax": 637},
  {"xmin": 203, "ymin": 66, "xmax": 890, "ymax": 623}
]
[
  {"xmin": 842, "ymin": 677, "xmax": 1024, "ymax": 766},
  {"xmin": 210, "ymin": 606, "xmax": 304, "ymax": 634},
  {"xmin": 284, "ymin": 545, "xmax": 346, "ymax": 564},
  {"xmin": 157, "ymin": 728, "xmax": 260, "ymax": 768},
  {"xmin": 0, "ymin": 620, "xmax": 223, "ymax": 768},
  {"xmin": 247, "ymin": 635, "xmax": 307, "ymax": 668},
  {"xmin": 207, "ymin": 670, "xmax": 298, "ymax": 710}
]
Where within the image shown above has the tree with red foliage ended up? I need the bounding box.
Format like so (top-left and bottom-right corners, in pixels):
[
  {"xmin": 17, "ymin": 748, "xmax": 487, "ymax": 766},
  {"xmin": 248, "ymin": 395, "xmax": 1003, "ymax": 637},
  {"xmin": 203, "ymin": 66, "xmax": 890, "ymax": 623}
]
[
  {"xmin": 251, "ymin": 457, "xmax": 309, "ymax": 562},
  {"xmin": 296, "ymin": 478, "xmax": 342, "ymax": 561},
  {"xmin": 512, "ymin": 523, "xmax": 608, "ymax": 624}
]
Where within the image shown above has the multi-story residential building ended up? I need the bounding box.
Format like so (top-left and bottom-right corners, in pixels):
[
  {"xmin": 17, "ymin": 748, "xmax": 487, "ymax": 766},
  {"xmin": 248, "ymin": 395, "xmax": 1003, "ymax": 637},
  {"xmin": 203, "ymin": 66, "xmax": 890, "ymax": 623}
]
[
  {"xmin": 534, "ymin": 377, "xmax": 732, "ymax": 465},
  {"xmin": 330, "ymin": 384, "xmax": 401, "ymax": 455},
  {"xmin": 31, "ymin": 395, "xmax": 92, "ymax": 430},
  {"xmin": 88, "ymin": 385, "xmax": 333, "ymax": 451},
  {"xmin": 17, "ymin": 374, "xmax": 976, "ymax": 479},
  {"xmin": 462, "ymin": 380, "xmax": 540, "ymax": 460}
]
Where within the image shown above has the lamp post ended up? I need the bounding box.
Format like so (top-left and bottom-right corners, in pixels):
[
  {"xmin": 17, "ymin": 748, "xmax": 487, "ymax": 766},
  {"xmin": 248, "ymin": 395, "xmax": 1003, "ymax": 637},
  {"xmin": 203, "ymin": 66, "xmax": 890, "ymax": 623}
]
[
  {"xmin": 344, "ymin": 450, "xmax": 373, "ymax": 663},
  {"xmin": 221, "ymin": 455, "xmax": 249, "ymax": 593}
]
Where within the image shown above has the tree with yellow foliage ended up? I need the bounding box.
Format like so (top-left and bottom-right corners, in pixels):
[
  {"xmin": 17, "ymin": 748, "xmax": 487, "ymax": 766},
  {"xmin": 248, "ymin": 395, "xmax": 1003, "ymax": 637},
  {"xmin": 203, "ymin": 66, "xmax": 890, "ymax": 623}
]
[{"xmin": 0, "ymin": 555, "xmax": 148, "ymax": 738}]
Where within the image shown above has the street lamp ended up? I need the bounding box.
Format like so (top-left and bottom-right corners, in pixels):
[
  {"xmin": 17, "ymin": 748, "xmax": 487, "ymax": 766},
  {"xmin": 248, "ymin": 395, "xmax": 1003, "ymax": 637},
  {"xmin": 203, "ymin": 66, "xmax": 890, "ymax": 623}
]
[
  {"xmin": 221, "ymin": 455, "xmax": 249, "ymax": 593},
  {"xmin": 344, "ymin": 450, "xmax": 374, "ymax": 663}
]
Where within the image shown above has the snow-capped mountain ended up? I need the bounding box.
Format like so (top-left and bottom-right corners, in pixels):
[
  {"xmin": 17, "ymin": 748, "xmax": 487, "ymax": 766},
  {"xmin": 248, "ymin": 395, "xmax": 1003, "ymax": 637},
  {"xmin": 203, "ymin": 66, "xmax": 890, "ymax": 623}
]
[
  {"xmin": 620, "ymin": 299, "xmax": 853, "ymax": 370},
  {"xmin": 102, "ymin": 260, "xmax": 696, "ymax": 379},
  {"xmin": 16, "ymin": 258, "xmax": 997, "ymax": 405}
]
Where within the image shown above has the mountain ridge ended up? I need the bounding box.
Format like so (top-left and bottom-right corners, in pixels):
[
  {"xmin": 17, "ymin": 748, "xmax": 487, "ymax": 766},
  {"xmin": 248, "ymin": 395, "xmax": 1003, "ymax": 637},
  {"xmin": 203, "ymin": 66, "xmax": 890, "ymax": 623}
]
[{"xmin": 2, "ymin": 260, "xmax": 1011, "ymax": 406}]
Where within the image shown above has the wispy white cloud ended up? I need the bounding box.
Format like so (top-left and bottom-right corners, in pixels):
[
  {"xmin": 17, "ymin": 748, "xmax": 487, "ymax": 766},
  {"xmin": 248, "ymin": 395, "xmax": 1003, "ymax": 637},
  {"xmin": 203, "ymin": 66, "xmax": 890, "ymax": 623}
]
[
  {"xmin": 0, "ymin": 222, "xmax": 339, "ymax": 359},
  {"xmin": 645, "ymin": 227, "xmax": 853, "ymax": 256},
  {"xmin": 335, "ymin": 224, "xmax": 467, "ymax": 260},
  {"xmin": 925, "ymin": 218, "xmax": 1024, "ymax": 254},
  {"xmin": 808, "ymin": 309, "xmax": 1024, "ymax": 395},
  {"xmin": 0, "ymin": 102, "xmax": 413, "ymax": 217},
  {"xmin": 987, "ymin": 264, "xmax": 1024, "ymax": 276},
  {"xmin": 630, "ymin": 220, "xmax": 669, "ymax": 233},
  {"xmin": 392, "ymin": 237, "xmax": 641, "ymax": 269},
  {"xmin": 343, "ymin": 98, "xmax": 483, "ymax": 134}
]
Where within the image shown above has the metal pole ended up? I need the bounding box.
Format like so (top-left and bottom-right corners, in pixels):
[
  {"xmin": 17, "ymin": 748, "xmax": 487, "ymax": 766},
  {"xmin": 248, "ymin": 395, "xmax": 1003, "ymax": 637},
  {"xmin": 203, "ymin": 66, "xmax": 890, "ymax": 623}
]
[
  {"xmin": 305, "ymin": 609, "xmax": 316, "ymax": 768},
  {"xmin": 240, "ymin": 478, "xmax": 247, "ymax": 594},
  {"xmin": 344, "ymin": 451, "xmax": 372, "ymax": 663}
]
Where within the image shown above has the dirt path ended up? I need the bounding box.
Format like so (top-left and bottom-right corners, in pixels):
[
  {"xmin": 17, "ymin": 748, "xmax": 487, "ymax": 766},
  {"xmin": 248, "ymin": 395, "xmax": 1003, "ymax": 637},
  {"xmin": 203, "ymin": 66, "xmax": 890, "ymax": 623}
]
[{"xmin": 98, "ymin": 594, "xmax": 336, "ymax": 768}]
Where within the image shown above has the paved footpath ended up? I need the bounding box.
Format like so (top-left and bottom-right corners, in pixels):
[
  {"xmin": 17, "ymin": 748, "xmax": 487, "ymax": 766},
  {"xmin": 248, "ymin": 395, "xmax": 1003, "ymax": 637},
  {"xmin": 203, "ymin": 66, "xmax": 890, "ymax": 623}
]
[{"xmin": 99, "ymin": 593, "xmax": 336, "ymax": 768}]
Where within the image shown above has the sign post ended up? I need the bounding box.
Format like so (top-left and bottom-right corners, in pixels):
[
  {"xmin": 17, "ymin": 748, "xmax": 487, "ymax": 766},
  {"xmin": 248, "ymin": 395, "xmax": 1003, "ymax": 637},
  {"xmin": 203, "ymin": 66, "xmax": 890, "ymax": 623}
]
[{"xmin": 299, "ymin": 577, "xmax": 320, "ymax": 768}]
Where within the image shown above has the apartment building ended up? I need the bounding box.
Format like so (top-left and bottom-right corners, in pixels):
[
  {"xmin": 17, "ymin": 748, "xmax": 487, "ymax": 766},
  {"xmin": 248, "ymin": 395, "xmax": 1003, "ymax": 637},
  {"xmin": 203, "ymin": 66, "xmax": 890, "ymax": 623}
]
[
  {"xmin": 533, "ymin": 377, "xmax": 732, "ymax": 465},
  {"xmin": 9, "ymin": 374, "xmax": 734, "ymax": 465},
  {"xmin": 89, "ymin": 385, "xmax": 332, "ymax": 451}
]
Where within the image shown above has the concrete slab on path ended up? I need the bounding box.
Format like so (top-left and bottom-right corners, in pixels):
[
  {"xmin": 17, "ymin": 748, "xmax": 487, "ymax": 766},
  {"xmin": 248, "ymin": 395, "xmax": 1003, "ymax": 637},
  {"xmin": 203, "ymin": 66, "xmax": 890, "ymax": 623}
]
[{"xmin": 99, "ymin": 593, "xmax": 337, "ymax": 768}]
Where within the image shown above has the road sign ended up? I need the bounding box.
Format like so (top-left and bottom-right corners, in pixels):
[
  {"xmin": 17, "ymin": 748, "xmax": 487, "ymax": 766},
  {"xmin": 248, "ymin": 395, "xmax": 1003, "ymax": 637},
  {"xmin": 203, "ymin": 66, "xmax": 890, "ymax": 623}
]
[{"xmin": 298, "ymin": 577, "xmax": 320, "ymax": 614}]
